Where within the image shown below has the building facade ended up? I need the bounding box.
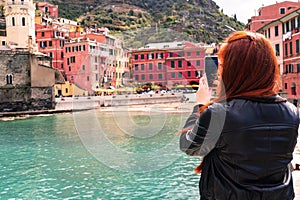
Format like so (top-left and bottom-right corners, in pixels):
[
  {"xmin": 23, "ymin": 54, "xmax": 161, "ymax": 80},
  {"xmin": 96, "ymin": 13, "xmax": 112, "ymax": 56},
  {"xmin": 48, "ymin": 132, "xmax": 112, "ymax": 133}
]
[
  {"xmin": 248, "ymin": 1, "xmax": 300, "ymax": 32},
  {"xmin": 257, "ymin": 5, "xmax": 300, "ymax": 105},
  {"xmin": 131, "ymin": 41, "xmax": 206, "ymax": 89}
]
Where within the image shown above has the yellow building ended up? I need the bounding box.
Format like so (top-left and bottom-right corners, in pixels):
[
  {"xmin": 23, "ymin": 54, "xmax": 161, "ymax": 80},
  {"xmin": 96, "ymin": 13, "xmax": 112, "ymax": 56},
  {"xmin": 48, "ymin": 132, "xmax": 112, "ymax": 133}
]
[{"xmin": 55, "ymin": 81, "xmax": 88, "ymax": 97}]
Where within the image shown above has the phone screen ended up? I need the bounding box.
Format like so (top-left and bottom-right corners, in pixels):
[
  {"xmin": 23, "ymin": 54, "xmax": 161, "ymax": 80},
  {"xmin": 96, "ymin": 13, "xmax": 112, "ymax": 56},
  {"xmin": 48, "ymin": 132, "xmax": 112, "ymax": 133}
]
[{"xmin": 204, "ymin": 56, "xmax": 218, "ymax": 87}]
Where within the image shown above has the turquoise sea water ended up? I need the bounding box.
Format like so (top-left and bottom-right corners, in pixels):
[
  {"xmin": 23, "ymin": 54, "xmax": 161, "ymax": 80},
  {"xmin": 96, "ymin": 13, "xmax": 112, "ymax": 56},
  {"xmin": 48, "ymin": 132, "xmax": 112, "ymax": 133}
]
[{"xmin": 0, "ymin": 110, "xmax": 200, "ymax": 199}]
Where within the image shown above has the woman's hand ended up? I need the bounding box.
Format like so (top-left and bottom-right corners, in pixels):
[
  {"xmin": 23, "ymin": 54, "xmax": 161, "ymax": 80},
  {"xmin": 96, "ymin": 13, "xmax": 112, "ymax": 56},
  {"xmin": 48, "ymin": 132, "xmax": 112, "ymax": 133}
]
[{"xmin": 196, "ymin": 74, "xmax": 211, "ymax": 104}]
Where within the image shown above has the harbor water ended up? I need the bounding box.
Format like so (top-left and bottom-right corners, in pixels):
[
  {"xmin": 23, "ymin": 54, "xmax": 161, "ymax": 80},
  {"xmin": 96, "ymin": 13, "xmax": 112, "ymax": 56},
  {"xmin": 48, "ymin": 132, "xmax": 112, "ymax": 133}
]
[{"xmin": 0, "ymin": 108, "xmax": 201, "ymax": 199}]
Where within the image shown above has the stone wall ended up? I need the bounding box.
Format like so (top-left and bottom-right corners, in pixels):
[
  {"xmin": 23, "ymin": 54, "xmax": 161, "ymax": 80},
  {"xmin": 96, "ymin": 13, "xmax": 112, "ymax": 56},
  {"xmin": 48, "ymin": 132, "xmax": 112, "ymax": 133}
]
[
  {"xmin": 0, "ymin": 51, "xmax": 55, "ymax": 112},
  {"xmin": 0, "ymin": 86, "xmax": 55, "ymax": 112}
]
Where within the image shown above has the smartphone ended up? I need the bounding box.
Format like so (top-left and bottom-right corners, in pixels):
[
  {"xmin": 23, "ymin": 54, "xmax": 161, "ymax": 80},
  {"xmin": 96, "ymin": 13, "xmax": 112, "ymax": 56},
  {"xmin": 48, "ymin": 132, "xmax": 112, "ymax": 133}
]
[{"xmin": 204, "ymin": 56, "xmax": 218, "ymax": 87}]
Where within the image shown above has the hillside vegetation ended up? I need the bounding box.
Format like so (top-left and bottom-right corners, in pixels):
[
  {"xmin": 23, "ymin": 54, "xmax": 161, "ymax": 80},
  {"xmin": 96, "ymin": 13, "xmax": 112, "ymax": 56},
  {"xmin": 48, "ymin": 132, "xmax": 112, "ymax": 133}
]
[{"xmin": 36, "ymin": 0, "xmax": 246, "ymax": 47}]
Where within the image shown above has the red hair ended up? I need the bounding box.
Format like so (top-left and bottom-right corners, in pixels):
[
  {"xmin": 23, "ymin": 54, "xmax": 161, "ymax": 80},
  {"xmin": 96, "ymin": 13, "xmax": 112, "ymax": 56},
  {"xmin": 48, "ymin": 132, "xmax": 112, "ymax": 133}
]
[
  {"xmin": 216, "ymin": 31, "xmax": 280, "ymax": 101},
  {"xmin": 183, "ymin": 31, "xmax": 281, "ymax": 174}
]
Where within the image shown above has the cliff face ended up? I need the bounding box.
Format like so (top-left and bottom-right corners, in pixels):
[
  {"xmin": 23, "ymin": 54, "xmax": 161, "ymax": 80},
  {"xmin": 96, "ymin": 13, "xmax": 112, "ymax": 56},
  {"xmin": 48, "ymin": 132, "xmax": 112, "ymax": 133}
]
[{"xmin": 35, "ymin": 0, "xmax": 245, "ymax": 46}]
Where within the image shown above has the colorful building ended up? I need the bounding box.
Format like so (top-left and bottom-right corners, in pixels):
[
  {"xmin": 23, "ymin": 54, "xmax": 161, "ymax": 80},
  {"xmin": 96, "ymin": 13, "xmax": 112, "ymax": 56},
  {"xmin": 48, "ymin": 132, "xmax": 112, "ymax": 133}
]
[
  {"xmin": 256, "ymin": 3, "xmax": 300, "ymax": 105},
  {"xmin": 280, "ymin": 8, "xmax": 300, "ymax": 104},
  {"xmin": 130, "ymin": 41, "xmax": 206, "ymax": 89},
  {"xmin": 248, "ymin": 1, "xmax": 300, "ymax": 32}
]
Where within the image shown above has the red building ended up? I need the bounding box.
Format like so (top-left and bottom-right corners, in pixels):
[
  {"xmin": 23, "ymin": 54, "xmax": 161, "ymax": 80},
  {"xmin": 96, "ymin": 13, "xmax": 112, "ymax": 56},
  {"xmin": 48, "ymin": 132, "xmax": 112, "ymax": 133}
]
[
  {"xmin": 35, "ymin": 22, "xmax": 66, "ymax": 71},
  {"xmin": 37, "ymin": 2, "xmax": 59, "ymax": 19},
  {"xmin": 131, "ymin": 41, "xmax": 206, "ymax": 89},
  {"xmin": 280, "ymin": 8, "xmax": 300, "ymax": 104},
  {"xmin": 248, "ymin": 1, "xmax": 300, "ymax": 32}
]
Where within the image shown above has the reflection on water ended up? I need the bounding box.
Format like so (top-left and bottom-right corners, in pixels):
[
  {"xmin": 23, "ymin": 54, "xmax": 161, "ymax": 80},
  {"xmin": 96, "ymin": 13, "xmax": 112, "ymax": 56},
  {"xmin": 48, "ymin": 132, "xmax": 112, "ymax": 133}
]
[{"xmin": 0, "ymin": 111, "xmax": 201, "ymax": 199}]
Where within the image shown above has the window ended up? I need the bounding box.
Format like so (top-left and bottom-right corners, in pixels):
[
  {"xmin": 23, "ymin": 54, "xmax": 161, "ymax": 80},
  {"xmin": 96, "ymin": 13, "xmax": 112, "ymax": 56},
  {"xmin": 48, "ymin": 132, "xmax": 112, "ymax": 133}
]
[
  {"xmin": 290, "ymin": 42, "xmax": 293, "ymax": 55},
  {"xmin": 41, "ymin": 32, "xmax": 45, "ymax": 37},
  {"xmin": 275, "ymin": 44, "xmax": 280, "ymax": 56},
  {"xmin": 178, "ymin": 60, "xmax": 182, "ymax": 68},
  {"xmin": 83, "ymin": 45, "xmax": 86, "ymax": 51},
  {"xmin": 187, "ymin": 71, "xmax": 191, "ymax": 77},
  {"xmin": 71, "ymin": 76, "xmax": 74, "ymax": 81},
  {"xmin": 297, "ymin": 63, "xmax": 300, "ymax": 73},
  {"xmin": 148, "ymin": 63, "xmax": 153, "ymax": 70},
  {"xmin": 1, "ymin": 40, "xmax": 5, "ymax": 45},
  {"xmin": 275, "ymin": 26, "xmax": 279, "ymax": 36},
  {"xmin": 187, "ymin": 61, "xmax": 191, "ymax": 66},
  {"xmin": 285, "ymin": 83, "xmax": 288, "ymax": 89},
  {"xmin": 289, "ymin": 64, "xmax": 294, "ymax": 73},
  {"xmin": 49, "ymin": 52, "xmax": 53, "ymax": 58},
  {"xmin": 280, "ymin": 8, "xmax": 286, "ymax": 14},
  {"xmin": 178, "ymin": 52, "xmax": 183, "ymax": 57},
  {"xmin": 6, "ymin": 74, "xmax": 13, "ymax": 84},
  {"xmin": 82, "ymin": 65, "xmax": 85, "ymax": 70},
  {"xmin": 49, "ymin": 41, "xmax": 52, "ymax": 47},
  {"xmin": 196, "ymin": 60, "xmax": 200, "ymax": 66},
  {"xmin": 196, "ymin": 51, "xmax": 200, "ymax": 56},
  {"xmin": 12, "ymin": 17, "xmax": 15, "ymax": 26},
  {"xmin": 65, "ymin": 88, "xmax": 68, "ymax": 94},
  {"xmin": 134, "ymin": 55, "xmax": 138, "ymax": 60},
  {"xmin": 141, "ymin": 74, "xmax": 145, "ymax": 80},
  {"xmin": 135, "ymin": 75, "xmax": 139, "ymax": 81},
  {"xmin": 187, "ymin": 52, "xmax": 191, "ymax": 57},
  {"xmin": 149, "ymin": 74, "xmax": 153, "ymax": 80},
  {"xmin": 141, "ymin": 54, "xmax": 145, "ymax": 60},
  {"xmin": 157, "ymin": 63, "xmax": 162, "ymax": 70},
  {"xmin": 87, "ymin": 76, "xmax": 89, "ymax": 81},
  {"xmin": 178, "ymin": 72, "xmax": 183, "ymax": 78},
  {"xmin": 285, "ymin": 43, "xmax": 288, "ymax": 57},
  {"xmin": 296, "ymin": 40, "xmax": 300, "ymax": 54},
  {"xmin": 22, "ymin": 17, "xmax": 25, "ymax": 26},
  {"xmin": 158, "ymin": 74, "xmax": 163, "ymax": 80},
  {"xmin": 135, "ymin": 64, "xmax": 138, "ymax": 71},
  {"xmin": 171, "ymin": 72, "xmax": 176, "ymax": 78},
  {"xmin": 291, "ymin": 83, "xmax": 296, "ymax": 95},
  {"xmin": 69, "ymin": 66, "xmax": 71, "ymax": 71},
  {"xmin": 171, "ymin": 61, "xmax": 175, "ymax": 68},
  {"xmin": 169, "ymin": 52, "xmax": 173, "ymax": 57}
]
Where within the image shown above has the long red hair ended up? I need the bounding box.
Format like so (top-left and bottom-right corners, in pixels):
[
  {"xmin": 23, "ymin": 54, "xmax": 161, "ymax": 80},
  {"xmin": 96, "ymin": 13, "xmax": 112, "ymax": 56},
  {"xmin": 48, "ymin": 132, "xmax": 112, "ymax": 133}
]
[
  {"xmin": 216, "ymin": 31, "xmax": 280, "ymax": 101},
  {"xmin": 184, "ymin": 31, "xmax": 281, "ymax": 173}
]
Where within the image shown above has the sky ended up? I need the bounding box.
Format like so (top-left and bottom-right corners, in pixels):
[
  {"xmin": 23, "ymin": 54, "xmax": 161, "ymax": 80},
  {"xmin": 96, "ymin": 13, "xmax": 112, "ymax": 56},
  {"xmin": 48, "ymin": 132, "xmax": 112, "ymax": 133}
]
[{"xmin": 213, "ymin": 0, "xmax": 300, "ymax": 24}]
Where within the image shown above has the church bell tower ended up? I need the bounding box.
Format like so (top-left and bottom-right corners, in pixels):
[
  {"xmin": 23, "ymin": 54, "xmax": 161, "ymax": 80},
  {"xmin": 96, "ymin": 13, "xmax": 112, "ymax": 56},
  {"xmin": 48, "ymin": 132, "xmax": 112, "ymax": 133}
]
[{"xmin": 4, "ymin": 0, "xmax": 37, "ymax": 51}]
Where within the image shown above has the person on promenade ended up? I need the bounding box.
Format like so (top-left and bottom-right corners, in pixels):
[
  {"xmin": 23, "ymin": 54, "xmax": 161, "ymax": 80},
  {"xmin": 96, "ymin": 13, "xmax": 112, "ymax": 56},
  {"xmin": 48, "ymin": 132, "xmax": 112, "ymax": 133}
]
[{"xmin": 180, "ymin": 31, "xmax": 299, "ymax": 200}]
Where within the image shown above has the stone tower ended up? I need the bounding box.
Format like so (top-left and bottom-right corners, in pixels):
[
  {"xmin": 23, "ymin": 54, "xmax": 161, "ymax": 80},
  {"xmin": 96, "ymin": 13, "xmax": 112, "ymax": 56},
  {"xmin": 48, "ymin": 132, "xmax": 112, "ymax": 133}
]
[{"xmin": 4, "ymin": 0, "xmax": 37, "ymax": 51}]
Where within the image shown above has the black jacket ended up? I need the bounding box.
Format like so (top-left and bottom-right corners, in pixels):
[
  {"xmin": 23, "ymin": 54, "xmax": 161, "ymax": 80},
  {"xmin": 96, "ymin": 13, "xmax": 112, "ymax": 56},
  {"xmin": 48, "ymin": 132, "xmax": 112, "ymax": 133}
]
[{"xmin": 180, "ymin": 96, "xmax": 299, "ymax": 200}]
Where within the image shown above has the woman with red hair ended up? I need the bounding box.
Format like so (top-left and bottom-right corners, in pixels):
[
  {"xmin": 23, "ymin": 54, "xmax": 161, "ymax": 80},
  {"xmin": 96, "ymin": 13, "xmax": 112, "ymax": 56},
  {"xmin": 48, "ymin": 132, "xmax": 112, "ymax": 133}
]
[{"xmin": 180, "ymin": 31, "xmax": 299, "ymax": 200}]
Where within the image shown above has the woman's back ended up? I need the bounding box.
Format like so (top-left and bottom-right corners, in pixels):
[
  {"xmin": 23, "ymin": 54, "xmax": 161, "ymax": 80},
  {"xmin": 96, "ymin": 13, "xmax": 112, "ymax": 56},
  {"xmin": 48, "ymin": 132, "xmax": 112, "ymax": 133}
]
[{"xmin": 200, "ymin": 97, "xmax": 299, "ymax": 199}]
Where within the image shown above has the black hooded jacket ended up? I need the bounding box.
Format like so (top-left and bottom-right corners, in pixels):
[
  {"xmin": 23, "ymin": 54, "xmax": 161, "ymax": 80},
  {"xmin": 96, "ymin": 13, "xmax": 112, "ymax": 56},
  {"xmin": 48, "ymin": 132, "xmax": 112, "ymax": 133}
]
[{"xmin": 180, "ymin": 96, "xmax": 299, "ymax": 200}]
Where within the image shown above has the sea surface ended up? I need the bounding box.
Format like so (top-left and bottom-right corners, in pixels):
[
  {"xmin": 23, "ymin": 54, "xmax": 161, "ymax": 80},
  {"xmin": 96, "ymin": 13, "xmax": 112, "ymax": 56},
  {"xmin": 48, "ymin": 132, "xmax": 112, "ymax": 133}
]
[{"xmin": 0, "ymin": 109, "xmax": 201, "ymax": 199}]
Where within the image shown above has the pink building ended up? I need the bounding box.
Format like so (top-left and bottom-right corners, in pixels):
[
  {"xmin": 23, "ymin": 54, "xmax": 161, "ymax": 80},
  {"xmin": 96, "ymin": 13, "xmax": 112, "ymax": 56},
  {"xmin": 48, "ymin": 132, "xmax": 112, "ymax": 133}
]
[
  {"xmin": 281, "ymin": 8, "xmax": 300, "ymax": 104},
  {"xmin": 37, "ymin": 2, "xmax": 59, "ymax": 19},
  {"xmin": 258, "ymin": 6, "xmax": 300, "ymax": 105},
  {"xmin": 248, "ymin": 1, "xmax": 300, "ymax": 32},
  {"xmin": 64, "ymin": 37, "xmax": 105, "ymax": 95},
  {"xmin": 131, "ymin": 41, "xmax": 206, "ymax": 89}
]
